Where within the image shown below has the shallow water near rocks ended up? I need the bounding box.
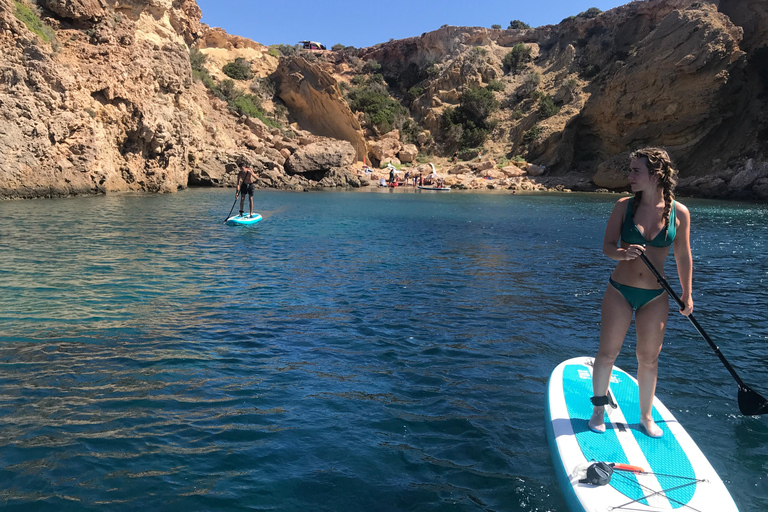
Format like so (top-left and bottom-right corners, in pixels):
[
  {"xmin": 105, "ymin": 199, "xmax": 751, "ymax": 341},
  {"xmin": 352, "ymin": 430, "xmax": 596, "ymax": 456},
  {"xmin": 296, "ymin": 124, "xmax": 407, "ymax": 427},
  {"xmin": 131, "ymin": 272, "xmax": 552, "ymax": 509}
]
[{"xmin": 0, "ymin": 188, "xmax": 765, "ymax": 512}]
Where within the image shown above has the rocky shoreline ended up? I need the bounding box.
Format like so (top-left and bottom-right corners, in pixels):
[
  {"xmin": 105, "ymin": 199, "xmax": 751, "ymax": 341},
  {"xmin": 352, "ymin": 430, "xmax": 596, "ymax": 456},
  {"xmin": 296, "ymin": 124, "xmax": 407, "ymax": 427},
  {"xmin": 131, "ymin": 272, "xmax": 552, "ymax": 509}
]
[{"xmin": 1, "ymin": 0, "xmax": 766, "ymax": 202}]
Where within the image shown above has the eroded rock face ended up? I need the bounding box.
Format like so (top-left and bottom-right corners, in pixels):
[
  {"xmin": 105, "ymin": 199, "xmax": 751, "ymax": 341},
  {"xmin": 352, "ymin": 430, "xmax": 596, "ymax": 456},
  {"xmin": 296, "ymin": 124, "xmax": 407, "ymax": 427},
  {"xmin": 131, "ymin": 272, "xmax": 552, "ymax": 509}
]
[
  {"xmin": 275, "ymin": 56, "xmax": 367, "ymax": 161},
  {"xmin": 0, "ymin": 0, "xmax": 359, "ymax": 198},
  {"xmin": 577, "ymin": 5, "xmax": 746, "ymax": 172},
  {"xmin": 285, "ymin": 140, "xmax": 356, "ymax": 175},
  {"xmin": 39, "ymin": 0, "xmax": 107, "ymax": 21}
]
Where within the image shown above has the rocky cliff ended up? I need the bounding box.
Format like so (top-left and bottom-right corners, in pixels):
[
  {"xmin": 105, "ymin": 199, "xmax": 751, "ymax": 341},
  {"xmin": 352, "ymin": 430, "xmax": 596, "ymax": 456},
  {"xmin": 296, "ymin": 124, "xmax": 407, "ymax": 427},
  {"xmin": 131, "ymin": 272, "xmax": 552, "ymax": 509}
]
[
  {"xmin": 0, "ymin": 0, "xmax": 363, "ymax": 199},
  {"xmin": 356, "ymin": 0, "xmax": 767, "ymax": 198},
  {"xmin": 1, "ymin": 0, "xmax": 766, "ymax": 200}
]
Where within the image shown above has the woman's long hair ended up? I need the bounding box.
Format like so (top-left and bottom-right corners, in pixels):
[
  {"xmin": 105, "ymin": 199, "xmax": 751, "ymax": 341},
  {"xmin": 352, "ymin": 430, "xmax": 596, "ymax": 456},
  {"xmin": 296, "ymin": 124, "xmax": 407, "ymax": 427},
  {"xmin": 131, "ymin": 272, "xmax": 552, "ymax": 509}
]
[{"xmin": 630, "ymin": 147, "xmax": 678, "ymax": 233}]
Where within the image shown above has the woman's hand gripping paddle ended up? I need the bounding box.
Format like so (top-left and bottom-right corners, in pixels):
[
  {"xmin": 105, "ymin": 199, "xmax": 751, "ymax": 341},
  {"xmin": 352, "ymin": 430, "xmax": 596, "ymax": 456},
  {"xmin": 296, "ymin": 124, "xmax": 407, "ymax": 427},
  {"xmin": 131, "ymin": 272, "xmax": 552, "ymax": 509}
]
[{"xmin": 639, "ymin": 253, "xmax": 768, "ymax": 416}]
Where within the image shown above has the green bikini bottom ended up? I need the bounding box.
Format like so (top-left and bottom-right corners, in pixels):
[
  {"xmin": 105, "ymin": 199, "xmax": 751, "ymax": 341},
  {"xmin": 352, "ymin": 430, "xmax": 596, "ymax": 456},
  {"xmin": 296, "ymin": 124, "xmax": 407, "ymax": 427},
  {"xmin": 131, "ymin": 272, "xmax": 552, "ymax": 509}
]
[{"xmin": 609, "ymin": 278, "xmax": 665, "ymax": 311}]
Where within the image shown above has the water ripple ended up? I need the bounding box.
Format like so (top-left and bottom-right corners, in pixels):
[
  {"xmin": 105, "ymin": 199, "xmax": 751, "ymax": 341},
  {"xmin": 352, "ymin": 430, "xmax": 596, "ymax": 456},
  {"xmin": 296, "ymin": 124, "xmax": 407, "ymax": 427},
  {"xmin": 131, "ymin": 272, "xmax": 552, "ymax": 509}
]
[{"xmin": 0, "ymin": 190, "xmax": 765, "ymax": 511}]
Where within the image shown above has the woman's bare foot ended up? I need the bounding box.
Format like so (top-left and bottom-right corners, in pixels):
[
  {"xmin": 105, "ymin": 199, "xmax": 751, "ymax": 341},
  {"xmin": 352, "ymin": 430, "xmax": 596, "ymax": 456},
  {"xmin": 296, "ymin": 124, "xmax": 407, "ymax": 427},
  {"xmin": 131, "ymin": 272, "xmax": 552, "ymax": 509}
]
[
  {"xmin": 640, "ymin": 417, "xmax": 663, "ymax": 438},
  {"xmin": 588, "ymin": 408, "xmax": 606, "ymax": 433}
]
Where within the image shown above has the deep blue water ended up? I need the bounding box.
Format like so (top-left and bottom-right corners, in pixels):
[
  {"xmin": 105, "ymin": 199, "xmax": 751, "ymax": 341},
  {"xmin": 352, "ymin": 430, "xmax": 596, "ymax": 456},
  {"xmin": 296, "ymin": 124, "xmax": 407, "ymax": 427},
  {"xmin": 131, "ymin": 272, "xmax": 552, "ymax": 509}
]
[{"xmin": 0, "ymin": 188, "xmax": 765, "ymax": 512}]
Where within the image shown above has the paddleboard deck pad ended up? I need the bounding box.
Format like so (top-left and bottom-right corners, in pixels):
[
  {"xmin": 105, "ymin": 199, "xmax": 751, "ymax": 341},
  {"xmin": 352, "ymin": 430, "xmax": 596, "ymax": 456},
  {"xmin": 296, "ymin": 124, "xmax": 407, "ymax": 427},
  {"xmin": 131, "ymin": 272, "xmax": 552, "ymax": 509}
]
[
  {"xmin": 546, "ymin": 356, "xmax": 738, "ymax": 512},
  {"xmin": 226, "ymin": 213, "xmax": 262, "ymax": 225}
]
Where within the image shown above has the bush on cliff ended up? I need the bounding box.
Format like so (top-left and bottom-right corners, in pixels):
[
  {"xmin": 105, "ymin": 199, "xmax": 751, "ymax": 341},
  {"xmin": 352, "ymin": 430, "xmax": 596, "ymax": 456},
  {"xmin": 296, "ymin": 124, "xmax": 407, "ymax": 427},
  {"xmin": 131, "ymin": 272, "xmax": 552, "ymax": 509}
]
[
  {"xmin": 441, "ymin": 86, "xmax": 499, "ymax": 149},
  {"xmin": 486, "ymin": 80, "xmax": 504, "ymax": 92},
  {"xmin": 190, "ymin": 48, "xmax": 207, "ymax": 72},
  {"xmin": 503, "ymin": 43, "xmax": 532, "ymax": 74},
  {"xmin": 346, "ymin": 78, "xmax": 408, "ymax": 134},
  {"xmin": 223, "ymin": 58, "xmax": 253, "ymax": 81},
  {"xmin": 538, "ymin": 94, "xmax": 560, "ymax": 118},
  {"xmin": 578, "ymin": 7, "xmax": 603, "ymax": 19},
  {"xmin": 14, "ymin": 1, "xmax": 56, "ymax": 44},
  {"xmin": 271, "ymin": 44, "xmax": 300, "ymax": 57},
  {"xmin": 508, "ymin": 20, "xmax": 530, "ymax": 30},
  {"xmin": 522, "ymin": 124, "xmax": 544, "ymax": 147},
  {"xmin": 191, "ymin": 63, "xmax": 280, "ymax": 129}
]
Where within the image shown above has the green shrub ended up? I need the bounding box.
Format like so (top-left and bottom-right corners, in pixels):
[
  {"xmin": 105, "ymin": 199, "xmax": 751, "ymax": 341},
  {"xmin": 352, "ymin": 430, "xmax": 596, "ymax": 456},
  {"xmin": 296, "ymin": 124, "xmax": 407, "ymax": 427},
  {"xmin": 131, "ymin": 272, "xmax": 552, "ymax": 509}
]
[
  {"xmin": 491, "ymin": 24, "xmax": 502, "ymax": 29},
  {"xmin": 425, "ymin": 63, "xmax": 440, "ymax": 77},
  {"xmin": 459, "ymin": 86, "xmax": 499, "ymax": 125},
  {"xmin": 538, "ymin": 94, "xmax": 560, "ymax": 118},
  {"xmin": 271, "ymin": 44, "xmax": 301, "ymax": 57},
  {"xmin": 267, "ymin": 47, "xmax": 281, "ymax": 57},
  {"xmin": 486, "ymin": 79, "xmax": 504, "ymax": 92},
  {"xmin": 511, "ymin": 155, "xmax": 527, "ymax": 164},
  {"xmin": 190, "ymin": 48, "xmax": 207, "ymax": 72},
  {"xmin": 508, "ymin": 20, "xmax": 531, "ymax": 30},
  {"xmin": 346, "ymin": 80, "xmax": 408, "ymax": 134},
  {"xmin": 407, "ymin": 85, "xmax": 426, "ymax": 99},
  {"xmin": 331, "ymin": 43, "xmax": 345, "ymax": 51},
  {"xmin": 218, "ymin": 79, "xmax": 238, "ymax": 101},
  {"xmin": 441, "ymin": 87, "xmax": 499, "ymax": 149},
  {"xmin": 362, "ymin": 60, "xmax": 382, "ymax": 74},
  {"xmin": 503, "ymin": 43, "xmax": 532, "ymax": 74},
  {"xmin": 522, "ymin": 125, "xmax": 544, "ymax": 145},
  {"xmin": 579, "ymin": 7, "xmax": 603, "ymax": 19},
  {"xmin": 222, "ymin": 58, "xmax": 253, "ymax": 81},
  {"xmin": 230, "ymin": 93, "xmax": 263, "ymax": 117},
  {"xmin": 14, "ymin": 1, "xmax": 56, "ymax": 44}
]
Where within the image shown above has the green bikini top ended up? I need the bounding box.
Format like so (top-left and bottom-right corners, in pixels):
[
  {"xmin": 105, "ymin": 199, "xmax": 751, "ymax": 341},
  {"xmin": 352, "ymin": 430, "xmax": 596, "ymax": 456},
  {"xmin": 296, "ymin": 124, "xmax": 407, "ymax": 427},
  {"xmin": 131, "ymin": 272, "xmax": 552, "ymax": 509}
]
[{"xmin": 621, "ymin": 197, "xmax": 676, "ymax": 247}]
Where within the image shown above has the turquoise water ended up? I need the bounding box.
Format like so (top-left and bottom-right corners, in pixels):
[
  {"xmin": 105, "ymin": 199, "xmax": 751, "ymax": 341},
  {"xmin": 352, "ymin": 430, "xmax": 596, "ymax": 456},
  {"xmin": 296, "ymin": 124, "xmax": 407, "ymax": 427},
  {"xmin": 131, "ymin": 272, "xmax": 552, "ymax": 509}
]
[{"xmin": 0, "ymin": 188, "xmax": 765, "ymax": 512}]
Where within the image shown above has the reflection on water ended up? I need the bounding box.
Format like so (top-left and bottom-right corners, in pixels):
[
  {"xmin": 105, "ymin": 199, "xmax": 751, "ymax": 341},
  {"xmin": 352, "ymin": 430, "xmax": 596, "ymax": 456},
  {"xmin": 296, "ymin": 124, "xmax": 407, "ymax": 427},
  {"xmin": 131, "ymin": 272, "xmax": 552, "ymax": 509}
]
[{"xmin": 0, "ymin": 189, "xmax": 765, "ymax": 511}]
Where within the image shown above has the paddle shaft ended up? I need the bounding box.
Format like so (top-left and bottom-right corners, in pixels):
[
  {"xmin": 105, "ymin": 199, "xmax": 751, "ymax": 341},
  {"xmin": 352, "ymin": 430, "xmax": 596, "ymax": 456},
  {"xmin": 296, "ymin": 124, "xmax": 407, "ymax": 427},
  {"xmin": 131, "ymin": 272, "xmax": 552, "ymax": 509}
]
[
  {"xmin": 224, "ymin": 194, "xmax": 238, "ymax": 223},
  {"xmin": 638, "ymin": 253, "xmax": 748, "ymax": 389}
]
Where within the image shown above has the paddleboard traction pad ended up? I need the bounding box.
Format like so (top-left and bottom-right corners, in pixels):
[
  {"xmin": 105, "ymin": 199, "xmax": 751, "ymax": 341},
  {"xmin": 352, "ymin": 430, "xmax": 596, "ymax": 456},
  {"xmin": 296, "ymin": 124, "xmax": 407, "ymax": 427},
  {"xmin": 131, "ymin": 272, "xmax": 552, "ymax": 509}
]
[{"xmin": 546, "ymin": 356, "xmax": 738, "ymax": 512}]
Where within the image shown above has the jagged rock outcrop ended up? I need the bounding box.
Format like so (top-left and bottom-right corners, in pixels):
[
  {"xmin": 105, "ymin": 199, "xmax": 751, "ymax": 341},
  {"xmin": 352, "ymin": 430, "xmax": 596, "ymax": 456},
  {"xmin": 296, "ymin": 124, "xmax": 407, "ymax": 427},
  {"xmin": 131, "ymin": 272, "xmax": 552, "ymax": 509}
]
[
  {"xmin": 285, "ymin": 140, "xmax": 355, "ymax": 175},
  {"xmin": 575, "ymin": 4, "xmax": 746, "ymax": 173},
  {"xmin": 356, "ymin": 0, "xmax": 766, "ymax": 198},
  {"xmin": 0, "ymin": 0, "xmax": 357, "ymax": 199},
  {"xmin": 275, "ymin": 56, "xmax": 367, "ymax": 161},
  {"xmin": 2, "ymin": 0, "xmax": 766, "ymax": 200}
]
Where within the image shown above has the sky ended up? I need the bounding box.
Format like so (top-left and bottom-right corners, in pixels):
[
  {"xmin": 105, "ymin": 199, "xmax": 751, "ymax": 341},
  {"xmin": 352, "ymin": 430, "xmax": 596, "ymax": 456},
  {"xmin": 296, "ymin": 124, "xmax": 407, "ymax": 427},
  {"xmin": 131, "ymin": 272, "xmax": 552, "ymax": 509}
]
[{"xmin": 195, "ymin": 0, "xmax": 632, "ymax": 49}]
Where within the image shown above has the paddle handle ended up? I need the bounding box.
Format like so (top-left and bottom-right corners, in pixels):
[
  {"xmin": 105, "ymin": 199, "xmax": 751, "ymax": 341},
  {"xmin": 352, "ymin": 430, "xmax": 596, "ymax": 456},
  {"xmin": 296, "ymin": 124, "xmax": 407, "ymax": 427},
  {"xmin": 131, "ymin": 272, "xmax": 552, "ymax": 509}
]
[{"xmin": 638, "ymin": 253, "xmax": 748, "ymax": 389}]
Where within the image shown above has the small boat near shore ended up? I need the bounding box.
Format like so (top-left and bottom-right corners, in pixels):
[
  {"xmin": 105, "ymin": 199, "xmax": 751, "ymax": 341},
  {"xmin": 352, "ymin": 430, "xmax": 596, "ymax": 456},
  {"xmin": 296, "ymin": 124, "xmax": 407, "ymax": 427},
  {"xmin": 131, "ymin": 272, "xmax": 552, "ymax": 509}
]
[{"xmin": 418, "ymin": 185, "xmax": 450, "ymax": 191}]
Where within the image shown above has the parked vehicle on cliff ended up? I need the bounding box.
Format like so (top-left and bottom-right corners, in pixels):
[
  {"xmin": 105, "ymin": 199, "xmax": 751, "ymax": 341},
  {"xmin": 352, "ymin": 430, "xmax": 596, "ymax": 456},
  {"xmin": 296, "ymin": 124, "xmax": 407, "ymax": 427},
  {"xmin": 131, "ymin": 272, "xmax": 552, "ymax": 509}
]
[{"xmin": 300, "ymin": 41, "xmax": 326, "ymax": 50}]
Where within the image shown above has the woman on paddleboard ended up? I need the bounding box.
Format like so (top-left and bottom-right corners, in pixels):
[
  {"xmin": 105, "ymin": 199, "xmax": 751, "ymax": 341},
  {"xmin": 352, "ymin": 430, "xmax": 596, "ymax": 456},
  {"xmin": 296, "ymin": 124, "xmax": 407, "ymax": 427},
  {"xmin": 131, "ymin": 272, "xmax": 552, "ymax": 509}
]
[{"xmin": 589, "ymin": 147, "xmax": 693, "ymax": 438}]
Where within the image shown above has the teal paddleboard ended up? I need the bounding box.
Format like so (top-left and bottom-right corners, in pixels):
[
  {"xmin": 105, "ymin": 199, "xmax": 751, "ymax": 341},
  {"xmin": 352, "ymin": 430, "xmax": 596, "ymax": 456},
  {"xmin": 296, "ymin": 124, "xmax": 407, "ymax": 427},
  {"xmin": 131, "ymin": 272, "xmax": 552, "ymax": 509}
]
[
  {"xmin": 546, "ymin": 356, "xmax": 738, "ymax": 512},
  {"xmin": 226, "ymin": 213, "xmax": 262, "ymax": 226}
]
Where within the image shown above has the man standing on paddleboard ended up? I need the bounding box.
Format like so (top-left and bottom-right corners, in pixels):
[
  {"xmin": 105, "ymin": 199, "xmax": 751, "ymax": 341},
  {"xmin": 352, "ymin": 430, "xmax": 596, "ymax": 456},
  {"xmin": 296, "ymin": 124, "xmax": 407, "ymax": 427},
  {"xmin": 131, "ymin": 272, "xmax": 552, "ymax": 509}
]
[
  {"xmin": 589, "ymin": 147, "xmax": 693, "ymax": 438},
  {"xmin": 235, "ymin": 162, "xmax": 258, "ymax": 218}
]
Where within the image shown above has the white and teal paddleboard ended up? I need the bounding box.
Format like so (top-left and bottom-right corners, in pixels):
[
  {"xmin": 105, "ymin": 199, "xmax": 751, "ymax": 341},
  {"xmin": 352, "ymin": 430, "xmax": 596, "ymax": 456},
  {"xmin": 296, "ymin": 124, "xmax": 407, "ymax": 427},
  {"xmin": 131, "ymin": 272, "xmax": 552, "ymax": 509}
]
[
  {"xmin": 226, "ymin": 213, "xmax": 263, "ymax": 226},
  {"xmin": 546, "ymin": 356, "xmax": 738, "ymax": 512}
]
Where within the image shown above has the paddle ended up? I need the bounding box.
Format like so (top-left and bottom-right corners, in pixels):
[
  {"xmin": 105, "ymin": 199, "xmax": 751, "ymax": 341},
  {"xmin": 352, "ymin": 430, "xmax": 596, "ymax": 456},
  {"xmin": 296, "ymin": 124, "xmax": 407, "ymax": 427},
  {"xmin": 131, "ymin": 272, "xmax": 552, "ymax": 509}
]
[
  {"xmin": 224, "ymin": 194, "xmax": 238, "ymax": 223},
  {"xmin": 639, "ymin": 253, "xmax": 768, "ymax": 416}
]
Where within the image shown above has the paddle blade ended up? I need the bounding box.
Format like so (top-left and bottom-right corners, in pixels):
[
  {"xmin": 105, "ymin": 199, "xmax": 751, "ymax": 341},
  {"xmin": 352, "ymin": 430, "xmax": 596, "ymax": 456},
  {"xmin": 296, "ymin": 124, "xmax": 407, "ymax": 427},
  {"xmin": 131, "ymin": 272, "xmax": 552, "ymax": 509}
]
[{"xmin": 738, "ymin": 385, "xmax": 768, "ymax": 416}]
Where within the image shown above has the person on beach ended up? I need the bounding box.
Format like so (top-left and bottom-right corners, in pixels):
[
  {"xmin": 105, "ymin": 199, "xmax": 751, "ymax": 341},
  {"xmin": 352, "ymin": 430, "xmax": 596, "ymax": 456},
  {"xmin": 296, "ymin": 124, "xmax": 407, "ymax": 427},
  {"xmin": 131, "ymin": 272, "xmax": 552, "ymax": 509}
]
[
  {"xmin": 235, "ymin": 163, "xmax": 258, "ymax": 217},
  {"xmin": 589, "ymin": 147, "xmax": 693, "ymax": 438}
]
